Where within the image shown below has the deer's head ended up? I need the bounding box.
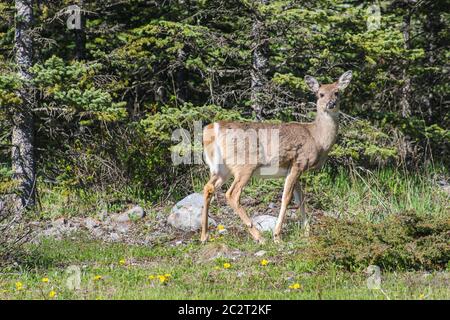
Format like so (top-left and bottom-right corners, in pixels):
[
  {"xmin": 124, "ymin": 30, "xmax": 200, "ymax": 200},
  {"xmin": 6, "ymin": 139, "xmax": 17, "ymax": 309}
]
[{"xmin": 305, "ymin": 71, "xmax": 352, "ymax": 114}]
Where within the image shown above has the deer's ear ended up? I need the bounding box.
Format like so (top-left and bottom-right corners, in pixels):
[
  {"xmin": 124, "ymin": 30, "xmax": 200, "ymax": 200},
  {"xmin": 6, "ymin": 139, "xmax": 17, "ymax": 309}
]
[
  {"xmin": 338, "ymin": 71, "xmax": 352, "ymax": 90},
  {"xmin": 305, "ymin": 75, "xmax": 320, "ymax": 94}
]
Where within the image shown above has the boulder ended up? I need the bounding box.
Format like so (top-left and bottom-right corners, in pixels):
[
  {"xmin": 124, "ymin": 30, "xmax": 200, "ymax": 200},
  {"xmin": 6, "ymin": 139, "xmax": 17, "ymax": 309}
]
[
  {"xmin": 167, "ymin": 193, "xmax": 216, "ymax": 231},
  {"xmin": 252, "ymin": 215, "xmax": 277, "ymax": 233}
]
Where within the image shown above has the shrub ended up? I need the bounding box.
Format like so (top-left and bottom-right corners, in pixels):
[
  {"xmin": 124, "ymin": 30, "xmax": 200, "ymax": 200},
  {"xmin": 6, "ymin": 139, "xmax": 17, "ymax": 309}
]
[{"xmin": 308, "ymin": 210, "xmax": 450, "ymax": 271}]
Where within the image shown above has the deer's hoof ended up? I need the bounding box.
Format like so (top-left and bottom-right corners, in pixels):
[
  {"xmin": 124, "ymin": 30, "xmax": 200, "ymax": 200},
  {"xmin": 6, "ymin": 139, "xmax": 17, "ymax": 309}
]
[
  {"xmin": 200, "ymin": 233, "xmax": 209, "ymax": 243},
  {"xmin": 273, "ymin": 235, "xmax": 283, "ymax": 244}
]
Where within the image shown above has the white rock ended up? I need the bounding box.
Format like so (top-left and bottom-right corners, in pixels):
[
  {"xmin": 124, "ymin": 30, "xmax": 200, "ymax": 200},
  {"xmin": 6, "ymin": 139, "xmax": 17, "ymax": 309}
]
[
  {"xmin": 167, "ymin": 193, "xmax": 216, "ymax": 231},
  {"xmin": 254, "ymin": 250, "xmax": 267, "ymax": 257},
  {"xmin": 252, "ymin": 215, "xmax": 277, "ymax": 233},
  {"xmin": 112, "ymin": 205, "xmax": 145, "ymax": 223}
]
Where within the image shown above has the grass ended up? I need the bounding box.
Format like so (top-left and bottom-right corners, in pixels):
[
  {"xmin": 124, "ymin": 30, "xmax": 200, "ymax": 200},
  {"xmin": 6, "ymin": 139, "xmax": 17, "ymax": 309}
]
[
  {"xmin": 2, "ymin": 165, "xmax": 449, "ymax": 300},
  {"xmin": 1, "ymin": 234, "xmax": 448, "ymax": 300}
]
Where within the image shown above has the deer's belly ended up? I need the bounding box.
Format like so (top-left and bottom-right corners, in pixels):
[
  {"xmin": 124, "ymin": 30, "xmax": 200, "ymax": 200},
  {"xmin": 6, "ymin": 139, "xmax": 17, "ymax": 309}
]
[{"xmin": 253, "ymin": 165, "xmax": 289, "ymax": 179}]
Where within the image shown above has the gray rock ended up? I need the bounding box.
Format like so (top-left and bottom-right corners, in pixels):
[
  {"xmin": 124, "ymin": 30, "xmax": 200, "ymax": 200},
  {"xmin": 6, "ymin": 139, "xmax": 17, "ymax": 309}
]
[
  {"xmin": 114, "ymin": 222, "xmax": 130, "ymax": 233},
  {"xmin": 84, "ymin": 217, "xmax": 100, "ymax": 230},
  {"xmin": 112, "ymin": 205, "xmax": 145, "ymax": 223},
  {"xmin": 167, "ymin": 193, "xmax": 216, "ymax": 231},
  {"xmin": 109, "ymin": 232, "xmax": 120, "ymax": 241},
  {"xmin": 254, "ymin": 250, "xmax": 267, "ymax": 257},
  {"xmin": 252, "ymin": 215, "xmax": 277, "ymax": 233}
]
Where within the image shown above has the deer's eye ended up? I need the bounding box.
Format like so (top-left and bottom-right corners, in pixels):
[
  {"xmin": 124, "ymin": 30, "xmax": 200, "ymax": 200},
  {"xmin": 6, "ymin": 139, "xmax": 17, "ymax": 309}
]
[{"xmin": 319, "ymin": 93, "xmax": 325, "ymax": 98}]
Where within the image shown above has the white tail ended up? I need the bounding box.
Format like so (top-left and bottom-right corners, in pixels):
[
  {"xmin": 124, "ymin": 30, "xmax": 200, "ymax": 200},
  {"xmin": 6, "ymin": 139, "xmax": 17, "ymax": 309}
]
[{"xmin": 201, "ymin": 71, "xmax": 353, "ymax": 243}]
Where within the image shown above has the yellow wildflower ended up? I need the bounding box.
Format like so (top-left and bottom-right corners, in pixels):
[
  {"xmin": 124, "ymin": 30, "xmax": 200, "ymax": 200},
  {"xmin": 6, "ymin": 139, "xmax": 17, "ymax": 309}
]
[
  {"xmin": 48, "ymin": 290, "xmax": 56, "ymax": 298},
  {"xmin": 42, "ymin": 277, "xmax": 49, "ymax": 283},
  {"xmin": 93, "ymin": 275, "xmax": 102, "ymax": 281},
  {"xmin": 419, "ymin": 293, "xmax": 426, "ymax": 300},
  {"xmin": 164, "ymin": 273, "xmax": 171, "ymax": 278},
  {"xmin": 289, "ymin": 283, "xmax": 301, "ymax": 290},
  {"xmin": 217, "ymin": 225, "xmax": 225, "ymax": 231},
  {"xmin": 148, "ymin": 275, "xmax": 155, "ymax": 280},
  {"xmin": 223, "ymin": 263, "xmax": 231, "ymax": 269},
  {"xmin": 158, "ymin": 275, "xmax": 167, "ymax": 283},
  {"xmin": 260, "ymin": 259, "xmax": 269, "ymax": 266},
  {"xmin": 119, "ymin": 259, "xmax": 126, "ymax": 265},
  {"xmin": 15, "ymin": 282, "xmax": 23, "ymax": 291}
]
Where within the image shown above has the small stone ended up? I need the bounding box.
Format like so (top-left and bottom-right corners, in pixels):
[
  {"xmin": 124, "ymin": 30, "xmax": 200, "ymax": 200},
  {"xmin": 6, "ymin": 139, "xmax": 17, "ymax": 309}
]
[
  {"xmin": 52, "ymin": 217, "xmax": 67, "ymax": 227},
  {"xmin": 254, "ymin": 250, "xmax": 267, "ymax": 257},
  {"xmin": 115, "ymin": 222, "xmax": 130, "ymax": 234},
  {"xmin": 84, "ymin": 217, "xmax": 100, "ymax": 230},
  {"xmin": 109, "ymin": 232, "xmax": 120, "ymax": 241},
  {"xmin": 112, "ymin": 206, "xmax": 145, "ymax": 223}
]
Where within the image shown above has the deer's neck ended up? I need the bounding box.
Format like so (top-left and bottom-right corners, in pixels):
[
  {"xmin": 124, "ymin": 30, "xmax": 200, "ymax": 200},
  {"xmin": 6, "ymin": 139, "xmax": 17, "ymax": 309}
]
[{"xmin": 312, "ymin": 111, "xmax": 339, "ymax": 152}]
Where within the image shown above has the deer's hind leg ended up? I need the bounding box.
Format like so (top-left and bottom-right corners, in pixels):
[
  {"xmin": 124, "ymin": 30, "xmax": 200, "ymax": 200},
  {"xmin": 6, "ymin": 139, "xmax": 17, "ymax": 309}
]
[
  {"xmin": 201, "ymin": 173, "xmax": 227, "ymax": 243},
  {"xmin": 293, "ymin": 182, "xmax": 309, "ymax": 237},
  {"xmin": 226, "ymin": 171, "xmax": 264, "ymax": 244}
]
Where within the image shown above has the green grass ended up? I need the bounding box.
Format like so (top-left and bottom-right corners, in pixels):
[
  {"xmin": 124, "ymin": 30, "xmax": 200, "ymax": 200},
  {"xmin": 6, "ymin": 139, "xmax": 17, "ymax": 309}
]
[
  {"xmin": 1, "ymin": 235, "xmax": 448, "ymax": 300},
  {"xmin": 3, "ymin": 166, "xmax": 449, "ymax": 300}
]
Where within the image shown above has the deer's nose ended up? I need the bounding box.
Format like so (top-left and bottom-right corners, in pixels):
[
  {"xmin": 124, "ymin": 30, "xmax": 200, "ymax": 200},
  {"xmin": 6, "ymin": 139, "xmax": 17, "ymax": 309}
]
[{"xmin": 326, "ymin": 100, "xmax": 337, "ymax": 109}]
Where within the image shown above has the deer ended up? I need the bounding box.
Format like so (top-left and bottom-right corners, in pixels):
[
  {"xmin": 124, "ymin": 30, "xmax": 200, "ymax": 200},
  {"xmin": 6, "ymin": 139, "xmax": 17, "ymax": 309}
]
[{"xmin": 200, "ymin": 71, "xmax": 353, "ymax": 243}]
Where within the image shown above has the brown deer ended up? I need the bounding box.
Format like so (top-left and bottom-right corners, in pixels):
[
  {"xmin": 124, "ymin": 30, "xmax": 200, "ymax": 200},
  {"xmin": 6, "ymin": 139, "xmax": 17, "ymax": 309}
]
[{"xmin": 201, "ymin": 71, "xmax": 353, "ymax": 243}]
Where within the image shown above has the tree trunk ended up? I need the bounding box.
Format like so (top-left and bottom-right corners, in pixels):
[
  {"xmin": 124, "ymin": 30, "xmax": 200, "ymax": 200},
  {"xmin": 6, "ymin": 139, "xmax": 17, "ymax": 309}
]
[
  {"xmin": 400, "ymin": 12, "xmax": 411, "ymax": 118},
  {"xmin": 250, "ymin": 0, "xmax": 269, "ymax": 120},
  {"xmin": 74, "ymin": 0, "xmax": 86, "ymax": 60},
  {"xmin": 12, "ymin": 0, "xmax": 35, "ymax": 211}
]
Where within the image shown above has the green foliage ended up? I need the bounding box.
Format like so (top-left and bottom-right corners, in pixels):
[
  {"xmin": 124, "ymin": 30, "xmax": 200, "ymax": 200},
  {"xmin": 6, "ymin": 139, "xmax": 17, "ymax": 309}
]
[
  {"xmin": 31, "ymin": 56, "xmax": 127, "ymax": 124},
  {"xmin": 331, "ymin": 119, "xmax": 398, "ymax": 165},
  {"xmin": 309, "ymin": 211, "xmax": 450, "ymax": 271}
]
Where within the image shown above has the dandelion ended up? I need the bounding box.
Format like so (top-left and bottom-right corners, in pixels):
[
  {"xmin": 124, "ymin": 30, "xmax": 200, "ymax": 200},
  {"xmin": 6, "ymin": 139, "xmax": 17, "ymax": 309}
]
[
  {"xmin": 158, "ymin": 275, "xmax": 167, "ymax": 283},
  {"xmin": 15, "ymin": 282, "xmax": 23, "ymax": 291},
  {"xmin": 223, "ymin": 263, "xmax": 231, "ymax": 269},
  {"xmin": 48, "ymin": 290, "xmax": 56, "ymax": 298},
  {"xmin": 260, "ymin": 259, "xmax": 269, "ymax": 266},
  {"xmin": 419, "ymin": 293, "xmax": 426, "ymax": 300},
  {"xmin": 148, "ymin": 275, "xmax": 155, "ymax": 280},
  {"xmin": 289, "ymin": 283, "xmax": 301, "ymax": 290},
  {"xmin": 93, "ymin": 275, "xmax": 103, "ymax": 281},
  {"xmin": 41, "ymin": 277, "xmax": 49, "ymax": 283},
  {"xmin": 164, "ymin": 273, "xmax": 171, "ymax": 278},
  {"xmin": 217, "ymin": 225, "xmax": 225, "ymax": 231},
  {"xmin": 119, "ymin": 259, "xmax": 126, "ymax": 265}
]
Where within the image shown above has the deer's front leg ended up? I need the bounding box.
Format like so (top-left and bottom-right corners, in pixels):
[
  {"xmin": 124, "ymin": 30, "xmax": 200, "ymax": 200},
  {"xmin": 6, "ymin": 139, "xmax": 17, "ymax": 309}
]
[{"xmin": 274, "ymin": 166, "xmax": 300, "ymax": 243}]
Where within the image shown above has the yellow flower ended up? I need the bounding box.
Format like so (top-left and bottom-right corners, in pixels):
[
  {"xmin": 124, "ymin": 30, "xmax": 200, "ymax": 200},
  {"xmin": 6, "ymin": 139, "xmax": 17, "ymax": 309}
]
[
  {"xmin": 15, "ymin": 282, "xmax": 23, "ymax": 291},
  {"xmin": 148, "ymin": 275, "xmax": 155, "ymax": 280},
  {"xmin": 260, "ymin": 259, "xmax": 269, "ymax": 266},
  {"xmin": 42, "ymin": 277, "xmax": 49, "ymax": 283},
  {"xmin": 158, "ymin": 275, "xmax": 167, "ymax": 283},
  {"xmin": 119, "ymin": 259, "xmax": 126, "ymax": 265},
  {"xmin": 93, "ymin": 275, "xmax": 102, "ymax": 281},
  {"xmin": 223, "ymin": 263, "xmax": 231, "ymax": 269},
  {"xmin": 48, "ymin": 290, "xmax": 56, "ymax": 298},
  {"xmin": 164, "ymin": 273, "xmax": 171, "ymax": 278},
  {"xmin": 289, "ymin": 283, "xmax": 301, "ymax": 290},
  {"xmin": 217, "ymin": 225, "xmax": 225, "ymax": 231},
  {"xmin": 419, "ymin": 293, "xmax": 426, "ymax": 300}
]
